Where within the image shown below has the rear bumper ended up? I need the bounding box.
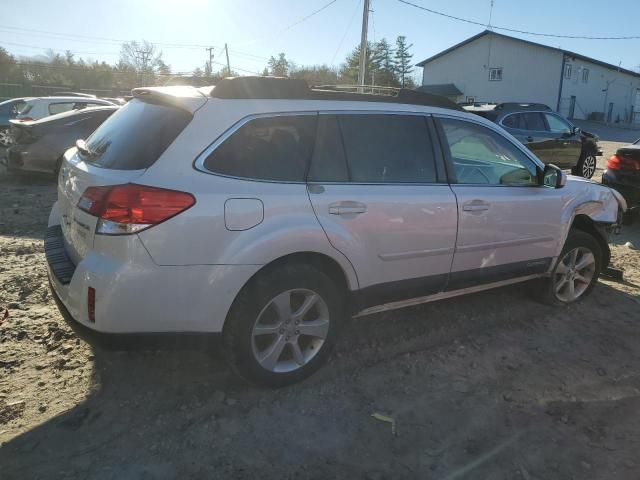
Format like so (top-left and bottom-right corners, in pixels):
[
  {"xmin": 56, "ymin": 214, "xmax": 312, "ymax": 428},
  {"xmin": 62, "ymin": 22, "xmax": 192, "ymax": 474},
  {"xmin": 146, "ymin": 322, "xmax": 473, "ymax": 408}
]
[
  {"xmin": 602, "ymin": 170, "xmax": 640, "ymax": 207},
  {"xmin": 46, "ymin": 204, "xmax": 260, "ymax": 336}
]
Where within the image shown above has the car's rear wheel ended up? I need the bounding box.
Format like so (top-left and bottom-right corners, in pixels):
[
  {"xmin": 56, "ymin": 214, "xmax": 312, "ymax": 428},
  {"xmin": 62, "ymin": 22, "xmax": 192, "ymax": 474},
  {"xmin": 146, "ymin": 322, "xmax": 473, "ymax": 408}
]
[
  {"xmin": 535, "ymin": 230, "xmax": 602, "ymax": 305},
  {"xmin": 573, "ymin": 151, "xmax": 597, "ymax": 179},
  {"xmin": 222, "ymin": 264, "xmax": 344, "ymax": 387},
  {"xmin": 0, "ymin": 127, "xmax": 12, "ymax": 148}
]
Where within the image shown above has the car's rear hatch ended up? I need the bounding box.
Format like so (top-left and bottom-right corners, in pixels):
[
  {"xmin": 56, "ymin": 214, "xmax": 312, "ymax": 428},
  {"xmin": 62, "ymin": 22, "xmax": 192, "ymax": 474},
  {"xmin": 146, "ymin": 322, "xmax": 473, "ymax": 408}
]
[
  {"xmin": 57, "ymin": 86, "xmax": 206, "ymax": 265},
  {"xmin": 614, "ymin": 144, "xmax": 640, "ymax": 179}
]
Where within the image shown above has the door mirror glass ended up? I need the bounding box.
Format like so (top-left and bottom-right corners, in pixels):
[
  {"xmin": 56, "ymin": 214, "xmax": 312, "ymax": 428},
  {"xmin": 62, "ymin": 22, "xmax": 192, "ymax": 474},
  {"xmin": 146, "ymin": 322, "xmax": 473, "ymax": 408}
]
[
  {"xmin": 543, "ymin": 164, "xmax": 567, "ymax": 188},
  {"xmin": 572, "ymin": 126, "xmax": 580, "ymax": 135}
]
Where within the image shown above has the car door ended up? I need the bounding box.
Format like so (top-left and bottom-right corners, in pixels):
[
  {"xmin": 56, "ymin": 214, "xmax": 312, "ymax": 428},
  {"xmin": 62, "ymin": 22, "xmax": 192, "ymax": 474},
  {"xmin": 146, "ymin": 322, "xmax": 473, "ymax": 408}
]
[
  {"xmin": 544, "ymin": 112, "xmax": 582, "ymax": 168},
  {"xmin": 435, "ymin": 115, "xmax": 565, "ymax": 290},
  {"xmin": 307, "ymin": 113, "xmax": 458, "ymax": 309},
  {"xmin": 502, "ymin": 112, "xmax": 555, "ymax": 164}
]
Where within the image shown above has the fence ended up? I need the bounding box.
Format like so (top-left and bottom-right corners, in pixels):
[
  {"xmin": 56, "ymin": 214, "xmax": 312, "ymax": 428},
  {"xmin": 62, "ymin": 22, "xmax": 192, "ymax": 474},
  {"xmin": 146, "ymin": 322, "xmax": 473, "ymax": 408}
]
[{"xmin": 0, "ymin": 83, "xmax": 131, "ymax": 101}]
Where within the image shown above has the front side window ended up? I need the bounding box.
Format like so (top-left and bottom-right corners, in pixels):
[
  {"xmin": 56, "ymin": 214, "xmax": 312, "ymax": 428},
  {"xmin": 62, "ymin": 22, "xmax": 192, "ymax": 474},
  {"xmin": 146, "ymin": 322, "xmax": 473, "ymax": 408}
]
[
  {"xmin": 203, "ymin": 115, "xmax": 317, "ymax": 182},
  {"xmin": 48, "ymin": 102, "xmax": 74, "ymax": 115},
  {"xmin": 439, "ymin": 117, "xmax": 538, "ymax": 186},
  {"xmin": 489, "ymin": 68, "xmax": 502, "ymax": 81},
  {"xmin": 544, "ymin": 113, "xmax": 572, "ymax": 134}
]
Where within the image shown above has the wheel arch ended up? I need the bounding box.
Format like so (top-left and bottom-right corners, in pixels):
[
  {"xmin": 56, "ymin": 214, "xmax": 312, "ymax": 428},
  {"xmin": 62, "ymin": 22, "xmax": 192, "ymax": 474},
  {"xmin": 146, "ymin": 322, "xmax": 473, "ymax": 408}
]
[
  {"xmin": 223, "ymin": 250, "xmax": 357, "ymax": 331},
  {"xmin": 570, "ymin": 214, "xmax": 611, "ymax": 268}
]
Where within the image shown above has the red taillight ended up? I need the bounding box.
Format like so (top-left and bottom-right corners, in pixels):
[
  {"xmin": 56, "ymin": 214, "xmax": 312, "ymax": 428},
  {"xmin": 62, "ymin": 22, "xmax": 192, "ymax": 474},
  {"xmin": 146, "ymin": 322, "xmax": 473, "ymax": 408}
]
[
  {"xmin": 78, "ymin": 183, "xmax": 195, "ymax": 234},
  {"xmin": 607, "ymin": 154, "xmax": 640, "ymax": 171},
  {"xmin": 87, "ymin": 287, "xmax": 96, "ymax": 323}
]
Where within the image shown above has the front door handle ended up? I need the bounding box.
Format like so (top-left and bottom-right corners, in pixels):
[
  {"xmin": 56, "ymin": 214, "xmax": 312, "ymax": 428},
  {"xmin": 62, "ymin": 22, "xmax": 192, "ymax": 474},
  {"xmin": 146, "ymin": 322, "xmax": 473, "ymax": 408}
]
[
  {"xmin": 328, "ymin": 201, "xmax": 367, "ymax": 215},
  {"xmin": 526, "ymin": 136, "xmax": 534, "ymax": 142},
  {"xmin": 462, "ymin": 201, "xmax": 490, "ymax": 212}
]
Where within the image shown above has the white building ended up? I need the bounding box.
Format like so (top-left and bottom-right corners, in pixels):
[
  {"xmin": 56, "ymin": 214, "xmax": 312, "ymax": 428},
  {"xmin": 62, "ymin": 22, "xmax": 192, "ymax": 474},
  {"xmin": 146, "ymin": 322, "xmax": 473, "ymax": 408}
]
[{"xmin": 417, "ymin": 30, "xmax": 640, "ymax": 123}]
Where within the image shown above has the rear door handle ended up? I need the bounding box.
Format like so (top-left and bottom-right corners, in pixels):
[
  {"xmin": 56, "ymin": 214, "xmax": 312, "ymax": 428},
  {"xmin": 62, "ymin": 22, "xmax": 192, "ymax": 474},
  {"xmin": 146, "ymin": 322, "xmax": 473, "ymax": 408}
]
[
  {"xmin": 462, "ymin": 201, "xmax": 490, "ymax": 212},
  {"xmin": 526, "ymin": 136, "xmax": 534, "ymax": 142},
  {"xmin": 328, "ymin": 201, "xmax": 367, "ymax": 215}
]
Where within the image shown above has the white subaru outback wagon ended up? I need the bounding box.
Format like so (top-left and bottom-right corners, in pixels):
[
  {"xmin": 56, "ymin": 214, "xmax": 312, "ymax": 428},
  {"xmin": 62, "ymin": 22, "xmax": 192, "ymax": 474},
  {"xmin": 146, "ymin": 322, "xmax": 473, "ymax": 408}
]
[{"xmin": 46, "ymin": 77, "xmax": 627, "ymax": 386}]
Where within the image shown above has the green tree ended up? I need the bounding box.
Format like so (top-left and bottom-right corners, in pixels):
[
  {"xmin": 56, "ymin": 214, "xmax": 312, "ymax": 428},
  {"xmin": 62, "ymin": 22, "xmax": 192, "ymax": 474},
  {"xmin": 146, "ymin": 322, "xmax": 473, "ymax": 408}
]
[
  {"xmin": 371, "ymin": 38, "xmax": 398, "ymax": 87},
  {"xmin": 267, "ymin": 53, "xmax": 290, "ymax": 77},
  {"xmin": 394, "ymin": 36, "xmax": 414, "ymax": 88},
  {"xmin": 290, "ymin": 64, "xmax": 340, "ymax": 86}
]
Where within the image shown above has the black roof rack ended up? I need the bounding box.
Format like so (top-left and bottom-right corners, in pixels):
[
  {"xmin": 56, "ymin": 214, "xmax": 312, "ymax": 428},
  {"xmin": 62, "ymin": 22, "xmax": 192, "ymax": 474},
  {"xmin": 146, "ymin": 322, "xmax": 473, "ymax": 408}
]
[
  {"xmin": 494, "ymin": 102, "xmax": 551, "ymax": 111},
  {"xmin": 211, "ymin": 77, "xmax": 462, "ymax": 111}
]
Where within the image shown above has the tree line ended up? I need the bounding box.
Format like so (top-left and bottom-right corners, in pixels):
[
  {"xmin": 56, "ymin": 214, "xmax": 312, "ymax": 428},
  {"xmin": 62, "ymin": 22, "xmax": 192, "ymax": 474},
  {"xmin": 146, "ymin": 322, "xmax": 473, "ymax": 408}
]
[{"xmin": 0, "ymin": 35, "xmax": 416, "ymax": 93}]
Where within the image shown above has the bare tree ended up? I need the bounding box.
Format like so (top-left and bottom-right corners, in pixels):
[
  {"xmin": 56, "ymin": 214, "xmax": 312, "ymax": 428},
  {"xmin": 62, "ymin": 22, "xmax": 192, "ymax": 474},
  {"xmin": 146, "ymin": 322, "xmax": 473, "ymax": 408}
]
[{"xmin": 119, "ymin": 40, "xmax": 168, "ymax": 86}]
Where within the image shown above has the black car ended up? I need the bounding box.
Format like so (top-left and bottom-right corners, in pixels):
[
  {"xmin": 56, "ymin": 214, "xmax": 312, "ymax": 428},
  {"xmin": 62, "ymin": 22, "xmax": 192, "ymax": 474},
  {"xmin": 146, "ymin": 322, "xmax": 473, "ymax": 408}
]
[
  {"xmin": 602, "ymin": 138, "xmax": 640, "ymax": 208},
  {"xmin": 464, "ymin": 103, "xmax": 602, "ymax": 178},
  {"xmin": 6, "ymin": 106, "xmax": 118, "ymax": 175}
]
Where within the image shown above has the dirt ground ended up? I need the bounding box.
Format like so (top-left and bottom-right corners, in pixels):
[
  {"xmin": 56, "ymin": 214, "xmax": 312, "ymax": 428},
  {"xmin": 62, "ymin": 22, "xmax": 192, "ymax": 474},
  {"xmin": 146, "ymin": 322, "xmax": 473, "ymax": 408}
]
[{"xmin": 1, "ymin": 137, "xmax": 640, "ymax": 479}]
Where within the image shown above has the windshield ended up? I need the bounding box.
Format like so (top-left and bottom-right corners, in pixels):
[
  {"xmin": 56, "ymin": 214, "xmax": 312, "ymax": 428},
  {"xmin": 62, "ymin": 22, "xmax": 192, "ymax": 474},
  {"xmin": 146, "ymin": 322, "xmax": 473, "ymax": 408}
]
[{"xmin": 79, "ymin": 99, "xmax": 191, "ymax": 170}]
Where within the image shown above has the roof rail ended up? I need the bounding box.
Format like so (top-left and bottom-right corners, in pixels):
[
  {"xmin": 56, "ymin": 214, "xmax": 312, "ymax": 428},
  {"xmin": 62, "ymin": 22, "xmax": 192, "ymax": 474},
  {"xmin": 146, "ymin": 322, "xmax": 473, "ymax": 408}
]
[
  {"xmin": 211, "ymin": 77, "xmax": 462, "ymax": 110},
  {"xmin": 495, "ymin": 102, "xmax": 551, "ymax": 111}
]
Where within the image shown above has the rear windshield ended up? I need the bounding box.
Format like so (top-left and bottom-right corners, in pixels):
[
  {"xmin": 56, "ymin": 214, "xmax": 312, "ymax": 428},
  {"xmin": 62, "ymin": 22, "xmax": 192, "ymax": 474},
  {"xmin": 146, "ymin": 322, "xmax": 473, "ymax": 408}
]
[{"xmin": 79, "ymin": 99, "xmax": 191, "ymax": 170}]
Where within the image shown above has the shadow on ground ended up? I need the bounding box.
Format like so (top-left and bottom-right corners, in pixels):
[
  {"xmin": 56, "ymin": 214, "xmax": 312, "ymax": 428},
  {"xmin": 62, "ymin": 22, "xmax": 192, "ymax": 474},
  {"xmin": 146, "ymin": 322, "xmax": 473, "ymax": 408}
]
[{"xmin": 2, "ymin": 277, "xmax": 640, "ymax": 479}]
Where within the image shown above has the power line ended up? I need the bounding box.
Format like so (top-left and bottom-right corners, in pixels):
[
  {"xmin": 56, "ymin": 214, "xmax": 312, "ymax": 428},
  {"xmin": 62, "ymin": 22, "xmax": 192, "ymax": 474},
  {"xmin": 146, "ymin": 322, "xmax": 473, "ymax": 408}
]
[
  {"xmin": 397, "ymin": 0, "xmax": 640, "ymax": 40},
  {"xmin": 330, "ymin": 0, "xmax": 362, "ymax": 65},
  {"xmin": 235, "ymin": 0, "xmax": 339, "ymax": 47},
  {"xmin": 1, "ymin": 41, "xmax": 119, "ymax": 56}
]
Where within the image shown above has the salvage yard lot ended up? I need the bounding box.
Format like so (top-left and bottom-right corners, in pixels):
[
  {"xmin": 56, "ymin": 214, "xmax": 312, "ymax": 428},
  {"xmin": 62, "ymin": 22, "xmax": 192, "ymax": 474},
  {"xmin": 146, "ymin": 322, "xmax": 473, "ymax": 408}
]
[{"xmin": 1, "ymin": 135, "xmax": 639, "ymax": 479}]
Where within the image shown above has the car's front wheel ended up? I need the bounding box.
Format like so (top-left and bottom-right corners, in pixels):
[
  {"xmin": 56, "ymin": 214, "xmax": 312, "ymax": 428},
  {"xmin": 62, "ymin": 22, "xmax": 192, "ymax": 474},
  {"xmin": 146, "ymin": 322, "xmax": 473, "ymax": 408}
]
[
  {"xmin": 222, "ymin": 264, "xmax": 344, "ymax": 387},
  {"xmin": 536, "ymin": 230, "xmax": 602, "ymax": 305},
  {"xmin": 572, "ymin": 151, "xmax": 597, "ymax": 179}
]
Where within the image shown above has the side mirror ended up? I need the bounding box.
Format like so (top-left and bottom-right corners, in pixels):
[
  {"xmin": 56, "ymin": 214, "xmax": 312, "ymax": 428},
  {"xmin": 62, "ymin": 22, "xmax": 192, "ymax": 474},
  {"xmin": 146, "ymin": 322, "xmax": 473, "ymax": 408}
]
[
  {"xmin": 572, "ymin": 126, "xmax": 580, "ymax": 135},
  {"xmin": 542, "ymin": 164, "xmax": 567, "ymax": 189}
]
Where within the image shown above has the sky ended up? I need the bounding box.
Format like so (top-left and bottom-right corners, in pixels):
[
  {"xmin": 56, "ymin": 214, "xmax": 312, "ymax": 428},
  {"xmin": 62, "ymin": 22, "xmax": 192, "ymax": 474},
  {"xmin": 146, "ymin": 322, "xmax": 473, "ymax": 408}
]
[{"xmin": 2, "ymin": 0, "xmax": 640, "ymax": 81}]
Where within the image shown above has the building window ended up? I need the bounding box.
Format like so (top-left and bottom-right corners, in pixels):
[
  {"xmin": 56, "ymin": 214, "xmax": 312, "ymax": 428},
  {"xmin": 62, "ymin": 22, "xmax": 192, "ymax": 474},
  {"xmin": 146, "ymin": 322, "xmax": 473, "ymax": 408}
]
[
  {"xmin": 582, "ymin": 68, "xmax": 589, "ymax": 83},
  {"xmin": 489, "ymin": 67, "xmax": 502, "ymax": 81},
  {"xmin": 564, "ymin": 63, "xmax": 572, "ymax": 79}
]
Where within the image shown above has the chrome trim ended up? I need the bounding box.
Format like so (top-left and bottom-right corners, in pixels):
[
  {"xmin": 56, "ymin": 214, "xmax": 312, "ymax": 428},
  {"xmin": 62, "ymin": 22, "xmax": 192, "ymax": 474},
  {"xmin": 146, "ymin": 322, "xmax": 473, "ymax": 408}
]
[
  {"xmin": 455, "ymin": 235, "xmax": 556, "ymax": 253},
  {"xmin": 378, "ymin": 246, "xmax": 455, "ymax": 261},
  {"xmin": 354, "ymin": 274, "xmax": 541, "ymax": 317}
]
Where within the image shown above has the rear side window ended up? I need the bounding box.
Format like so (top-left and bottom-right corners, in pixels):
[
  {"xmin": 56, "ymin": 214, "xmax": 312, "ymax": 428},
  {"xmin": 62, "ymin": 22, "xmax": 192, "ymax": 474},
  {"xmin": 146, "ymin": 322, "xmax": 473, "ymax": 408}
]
[
  {"xmin": 521, "ymin": 112, "xmax": 547, "ymax": 131},
  {"xmin": 502, "ymin": 113, "xmax": 526, "ymax": 129},
  {"xmin": 81, "ymin": 99, "xmax": 191, "ymax": 170},
  {"xmin": 307, "ymin": 116, "xmax": 349, "ymax": 182},
  {"xmin": 203, "ymin": 115, "xmax": 317, "ymax": 182},
  {"xmin": 49, "ymin": 102, "xmax": 74, "ymax": 115},
  {"xmin": 338, "ymin": 114, "xmax": 436, "ymax": 183}
]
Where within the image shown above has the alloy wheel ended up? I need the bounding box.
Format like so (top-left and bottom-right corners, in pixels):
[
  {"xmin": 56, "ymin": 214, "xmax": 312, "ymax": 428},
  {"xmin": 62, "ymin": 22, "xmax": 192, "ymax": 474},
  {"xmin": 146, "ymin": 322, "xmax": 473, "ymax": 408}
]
[
  {"xmin": 251, "ymin": 289, "xmax": 330, "ymax": 373},
  {"xmin": 554, "ymin": 247, "xmax": 596, "ymax": 302},
  {"xmin": 582, "ymin": 155, "xmax": 596, "ymax": 178},
  {"xmin": 0, "ymin": 129, "xmax": 12, "ymax": 147}
]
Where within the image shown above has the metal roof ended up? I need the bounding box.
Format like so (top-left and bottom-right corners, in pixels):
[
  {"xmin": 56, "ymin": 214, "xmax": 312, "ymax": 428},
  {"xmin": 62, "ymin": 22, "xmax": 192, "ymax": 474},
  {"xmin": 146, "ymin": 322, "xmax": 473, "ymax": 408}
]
[{"xmin": 416, "ymin": 30, "xmax": 640, "ymax": 79}]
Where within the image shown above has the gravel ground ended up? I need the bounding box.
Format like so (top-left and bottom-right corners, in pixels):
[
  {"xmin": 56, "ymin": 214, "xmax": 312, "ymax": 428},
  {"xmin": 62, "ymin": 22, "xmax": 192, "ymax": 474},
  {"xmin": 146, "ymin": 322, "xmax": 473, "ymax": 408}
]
[{"xmin": 1, "ymin": 140, "xmax": 639, "ymax": 479}]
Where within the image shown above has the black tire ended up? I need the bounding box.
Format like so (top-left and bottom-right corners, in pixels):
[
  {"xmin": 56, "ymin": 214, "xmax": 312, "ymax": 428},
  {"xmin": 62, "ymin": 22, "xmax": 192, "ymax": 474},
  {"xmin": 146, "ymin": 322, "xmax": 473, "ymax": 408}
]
[
  {"xmin": 534, "ymin": 230, "xmax": 602, "ymax": 306},
  {"xmin": 572, "ymin": 150, "xmax": 597, "ymax": 178},
  {"xmin": 222, "ymin": 263, "xmax": 345, "ymax": 387}
]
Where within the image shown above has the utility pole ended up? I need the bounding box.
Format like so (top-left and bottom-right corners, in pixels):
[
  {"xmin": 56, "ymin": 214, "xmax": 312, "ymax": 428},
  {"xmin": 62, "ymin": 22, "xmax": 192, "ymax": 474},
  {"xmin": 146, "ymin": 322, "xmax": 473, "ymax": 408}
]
[
  {"xmin": 357, "ymin": 0, "xmax": 370, "ymax": 89},
  {"xmin": 225, "ymin": 43, "xmax": 231, "ymax": 77},
  {"xmin": 206, "ymin": 47, "xmax": 214, "ymax": 75}
]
